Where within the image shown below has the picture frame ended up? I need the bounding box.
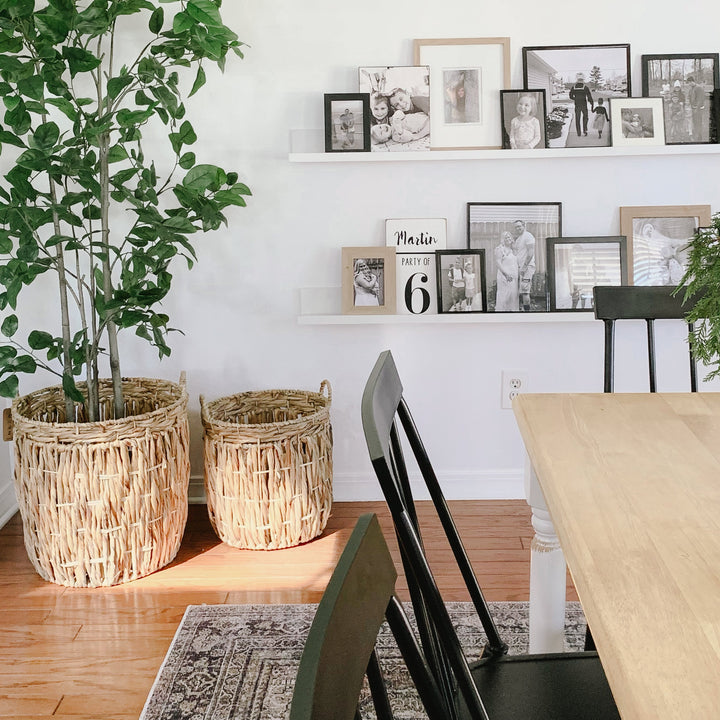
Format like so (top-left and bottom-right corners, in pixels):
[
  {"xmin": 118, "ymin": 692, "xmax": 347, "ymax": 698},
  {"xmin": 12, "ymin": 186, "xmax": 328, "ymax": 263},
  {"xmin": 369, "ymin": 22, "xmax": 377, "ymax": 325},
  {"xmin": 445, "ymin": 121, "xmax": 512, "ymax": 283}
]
[
  {"xmin": 619, "ymin": 205, "xmax": 711, "ymax": 286},
  {"xmin": 413, "ymin": 37, "xmax": 510, "ymax": 150},
  {"xmin": 641, "ymin": 53, "xmax": 719, "ymax": 145},
  {"xmin": 467, "ymin": 201, "xmax": 562, "ymax": 312},
  {"xmin": 358, "ymin": 66, "xmax": 430, "ymax": 152},
  {"xmin": 522, "ymin": 44, "xmax": 630, "ymax": 149},
  {"xmin": 435, "ymin": 249, "xmax": 487, "ymax": 314},
  {"xmin": 341, "ymin": 247, "xmax": 396, "ymax": 315},
  {"xmin": 611, "ymin": 97, "xmax": 665, "ymax": 147},
  {"xmin": 324, "ymin": 94, "xmax": 371, "ymax": 153},
  {"xmin": 386, "ymin": 218, "xmax": 447, "ymax": 315},
  {"xmin": 547, "ymin": 236, "xmax": 628, "ymax": 311},
  {"xmin": 500, "ymin": 89, "xmax": 548, "ymax": 149}
]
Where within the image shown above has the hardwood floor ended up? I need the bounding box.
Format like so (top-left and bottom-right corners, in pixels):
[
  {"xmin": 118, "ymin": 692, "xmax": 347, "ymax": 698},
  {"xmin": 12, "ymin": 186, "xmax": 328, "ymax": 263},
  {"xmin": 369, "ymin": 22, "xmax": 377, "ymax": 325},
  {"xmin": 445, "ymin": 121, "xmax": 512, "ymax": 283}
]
[{"xmin": 0, "ymin": 500, "xmax": 577, "ymax": 719}]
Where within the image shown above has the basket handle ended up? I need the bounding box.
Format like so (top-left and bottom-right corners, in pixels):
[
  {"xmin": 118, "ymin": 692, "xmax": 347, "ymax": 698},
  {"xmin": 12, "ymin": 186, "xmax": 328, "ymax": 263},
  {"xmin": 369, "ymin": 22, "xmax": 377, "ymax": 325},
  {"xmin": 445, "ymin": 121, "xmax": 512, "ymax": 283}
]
[
  {"xmin": 179, "ymin": 371, "xmax": 187, "ymax": 387},
  {"xmin": 319, "ymin": 380, "xmax": 332, "ymax": 404}
]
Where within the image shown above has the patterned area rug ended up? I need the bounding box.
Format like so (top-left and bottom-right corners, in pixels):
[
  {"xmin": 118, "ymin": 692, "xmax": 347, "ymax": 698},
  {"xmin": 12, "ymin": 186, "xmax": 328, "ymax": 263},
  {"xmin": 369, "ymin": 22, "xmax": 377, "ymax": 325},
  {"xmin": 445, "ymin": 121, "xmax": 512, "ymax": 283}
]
[{"xmin": 141, "ymin": 602, "xmax": 586, "ymax": 720}]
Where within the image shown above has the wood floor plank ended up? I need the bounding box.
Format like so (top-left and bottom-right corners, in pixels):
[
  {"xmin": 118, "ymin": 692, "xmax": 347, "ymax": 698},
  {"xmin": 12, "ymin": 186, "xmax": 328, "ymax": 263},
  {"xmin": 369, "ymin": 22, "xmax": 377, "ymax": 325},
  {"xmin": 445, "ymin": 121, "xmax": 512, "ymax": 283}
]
[{"xmin": 0, "ymin": 499, "xmax": 568, "ymax": 718}]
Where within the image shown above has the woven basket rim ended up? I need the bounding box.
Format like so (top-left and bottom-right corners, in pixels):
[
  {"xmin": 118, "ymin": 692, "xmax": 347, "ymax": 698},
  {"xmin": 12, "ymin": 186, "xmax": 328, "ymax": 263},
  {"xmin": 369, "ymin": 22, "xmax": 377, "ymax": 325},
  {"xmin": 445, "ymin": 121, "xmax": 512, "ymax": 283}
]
[
  {"xmin": 200, "ymin": 384, "xmax": 331, "ymax": 432},
  {"xmin": 12, "ymin": 376, "xmax": 188, "ymax": 430}
]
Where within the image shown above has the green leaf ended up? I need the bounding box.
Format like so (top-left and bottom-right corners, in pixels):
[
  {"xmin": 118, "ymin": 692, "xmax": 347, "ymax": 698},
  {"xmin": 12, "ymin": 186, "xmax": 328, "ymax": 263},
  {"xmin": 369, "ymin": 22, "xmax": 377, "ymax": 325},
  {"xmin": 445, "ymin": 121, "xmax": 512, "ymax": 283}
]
[
  {"xmin": 189, "ymin": 65, "xmax": 205, "ymax": 97},
  {"xmin": 149, "ymin": 5, "xmax": 164, "ymax": 33},
  {"xmin": 28, "ymin": 330, "xmax": 54, "ymax": 350},
  {"xmin": 168, "ymin": 119, "xmax": 196, "ymax": 154},
  {"xmin": 179, "ymin": 151, "xmax": 195, "ymax": 169},
  {"xmin": 183, "ymin": 163, "xmax": 226, "ymax": 192},
  {"xmin": 17, "ymin": 75, "xmax": 44, "ymax": 101},
  {"xmin": 12, "ymin": 354, "xmax": 35, "ymax": 373},
  {"xmin": 172, "ymin": 11, "xmax": 194, "ymax": 33},
  {"xmin": 62, "ymin": 47, "xmax": 102, "ymax": 77},
  {"xmin": 116, "ymin": 107, "xmax": 154, "ymax": 126},
  {"xmin": 0, "ymin": 346, "xmax": 17, "ymax": 362},
  {"xmin": 1, "ymin": 314, "xmax": 18, "ymax": 337},
  {"xmin": 33, "ymin": 12, "xmax": 70, "ymax": 42},
  {"xmin": 62, "ymin": 373, "xmax": 85, "ymax": 403},
  {"xmin": 45, "ymin": 97, "xmax": 77, "ymax": 121},
  {"xmin": 0, "ymin": 130, "xmax": 26, "ymax": 148},
  {"xmin": 213, "ymin": 189, "xmax": 247, "ymax": 207},
  {"xmin": 32, "ymin": 121, "xmax": 60, "ymax": 151},
  {"xmin": 186, "ymin": 0, "xmax": 223, "ymax": 27},
  {"xmin": 0, "ymin": 233, "xmax": 12, "ymax": 253},
  {"xmin": 107, "ymin": 144, "xmax": 129, "ymax": 163},
  {"xmin": 107, "ymin": 73, "xmax": 134, "ymax": 100},
  {"xmin": 0, "ymin": 374, "xmax": 18, "ymax": 398}
]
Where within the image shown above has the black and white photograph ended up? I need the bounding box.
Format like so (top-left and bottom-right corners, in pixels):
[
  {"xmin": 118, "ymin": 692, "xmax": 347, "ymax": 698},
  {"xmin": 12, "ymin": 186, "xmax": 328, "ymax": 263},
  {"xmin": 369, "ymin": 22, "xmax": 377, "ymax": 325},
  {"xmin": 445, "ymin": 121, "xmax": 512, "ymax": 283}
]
[
  {"xmin": 324, "ymin": 94, "xmax": 370, "ymax": 153},
  {"xmin": 547, "ymin": 236, "xmax": 628, "ymax": 311},
  {"xmin": 341, "ymin": 246, "xmax": 396, "ymax": 315},
  {"xmin": 500, "ymin": 90, "xmax": 548, "ymax": 149},
  {"xmin": 641, "ymin": 54, "xmax": 719, "ymax": 144},
  {"xmin": 611, "ymin": 98, "xmax": 665, "ymax": 147},
  {"xmin": 522, "ymin": 44, "xmax": 630, "ymax": 148},
  {"xmin": 619, "ymin": 205, "xmax": 711, "ymax": 285},
  {"xmin": 414, "ymin": 37, "xmax": 510, "ymax": 149},
  {"xmin": 435, "ymin": 249, "xmax": 486, "ymax": 313},
  {"xmin": 358, "ymin": 66, "xmax": 430, "ymax": 152},
  {"xmin": 467, "ymin": 202, "xmax": 562, "ymax": 312}
]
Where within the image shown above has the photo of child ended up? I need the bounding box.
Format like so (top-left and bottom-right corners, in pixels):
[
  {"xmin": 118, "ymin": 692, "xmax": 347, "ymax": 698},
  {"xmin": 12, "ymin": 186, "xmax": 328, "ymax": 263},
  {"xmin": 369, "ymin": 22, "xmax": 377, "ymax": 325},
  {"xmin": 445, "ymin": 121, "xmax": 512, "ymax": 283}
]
[{"xmin": 500, "ymin": 90, "xmax": 547, "ymax": 150}]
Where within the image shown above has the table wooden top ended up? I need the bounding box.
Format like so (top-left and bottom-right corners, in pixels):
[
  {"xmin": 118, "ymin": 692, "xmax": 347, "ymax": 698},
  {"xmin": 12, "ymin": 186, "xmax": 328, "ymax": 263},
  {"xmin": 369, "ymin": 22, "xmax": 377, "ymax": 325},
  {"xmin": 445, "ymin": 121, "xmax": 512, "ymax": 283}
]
[{"xmin": 514, "ymin": 392, "xmax": 720, "ymax": 720}]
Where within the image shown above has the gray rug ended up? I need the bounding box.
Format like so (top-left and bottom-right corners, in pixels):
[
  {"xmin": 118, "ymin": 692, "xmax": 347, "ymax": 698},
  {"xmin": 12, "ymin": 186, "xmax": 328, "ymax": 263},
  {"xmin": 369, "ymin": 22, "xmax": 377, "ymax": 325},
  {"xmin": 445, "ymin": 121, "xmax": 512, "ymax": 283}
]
[{"xmin": 141, "ymin": 602, "xmax": 587, "ymax": 720}]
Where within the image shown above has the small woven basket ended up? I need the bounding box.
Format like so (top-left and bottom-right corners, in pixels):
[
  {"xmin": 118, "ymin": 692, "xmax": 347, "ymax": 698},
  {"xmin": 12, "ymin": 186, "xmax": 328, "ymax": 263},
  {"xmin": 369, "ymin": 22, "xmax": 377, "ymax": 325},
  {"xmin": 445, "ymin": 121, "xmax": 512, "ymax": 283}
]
[
  {"xmin": 11, "ymin": 377, "xmax": 190, "ymax": 587},
  {"xmin": 201, "ymin": 381, "xmax": 333, "ymax": 550}
]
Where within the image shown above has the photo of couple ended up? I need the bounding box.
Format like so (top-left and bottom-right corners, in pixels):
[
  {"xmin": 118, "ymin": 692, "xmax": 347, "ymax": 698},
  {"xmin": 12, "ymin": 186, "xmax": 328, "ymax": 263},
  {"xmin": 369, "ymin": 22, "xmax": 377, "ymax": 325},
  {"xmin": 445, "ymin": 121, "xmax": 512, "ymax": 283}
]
[{"xmin": 359, "ymin": 66, "xmax": 431, "ymax": 152}]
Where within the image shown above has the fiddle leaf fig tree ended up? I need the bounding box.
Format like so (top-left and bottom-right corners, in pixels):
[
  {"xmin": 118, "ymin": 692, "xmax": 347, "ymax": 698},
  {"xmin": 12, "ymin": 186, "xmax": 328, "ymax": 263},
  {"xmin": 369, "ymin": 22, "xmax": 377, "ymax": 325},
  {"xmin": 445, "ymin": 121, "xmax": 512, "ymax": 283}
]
[
  {"xmin": 678, "ymin": 213, "xmax": 720, "ymax": 381},
  {"xmin": 0, "ymin": 0, "xmax": 250, "ymax": 421}
]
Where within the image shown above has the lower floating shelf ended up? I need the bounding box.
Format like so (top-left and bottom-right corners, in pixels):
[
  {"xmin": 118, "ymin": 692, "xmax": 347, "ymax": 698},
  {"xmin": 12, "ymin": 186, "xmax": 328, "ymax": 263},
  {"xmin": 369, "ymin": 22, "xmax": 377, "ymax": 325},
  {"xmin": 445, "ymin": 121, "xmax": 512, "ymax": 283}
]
[{"xmin": 298, "ymin": 312, "xmax": 598, "ymax": 325}]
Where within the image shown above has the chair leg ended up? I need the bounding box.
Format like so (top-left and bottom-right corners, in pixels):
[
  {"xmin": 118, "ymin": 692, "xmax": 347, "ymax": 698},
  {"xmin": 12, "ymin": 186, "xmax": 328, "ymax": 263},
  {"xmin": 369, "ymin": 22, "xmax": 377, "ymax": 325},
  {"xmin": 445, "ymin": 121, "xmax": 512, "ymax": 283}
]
[
  {"xmin": 603, "ymin": 319, "xmax": 615, "ymax": 393},
  {"xmin": 584, "ymin": 625, "xmax": 596, "ymax": 651},
  {"xmin": 646, "ymin": 318, "xmax": 657, "ymax": 392}
]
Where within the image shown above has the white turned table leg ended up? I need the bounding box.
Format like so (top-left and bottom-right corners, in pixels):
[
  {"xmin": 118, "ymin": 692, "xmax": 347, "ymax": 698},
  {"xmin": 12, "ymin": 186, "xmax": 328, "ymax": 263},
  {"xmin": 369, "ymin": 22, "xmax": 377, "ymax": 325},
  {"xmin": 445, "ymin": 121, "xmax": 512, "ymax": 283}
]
[{"xmin": 524, "ymin": 453, "xmax": 568, "ymax": 653}]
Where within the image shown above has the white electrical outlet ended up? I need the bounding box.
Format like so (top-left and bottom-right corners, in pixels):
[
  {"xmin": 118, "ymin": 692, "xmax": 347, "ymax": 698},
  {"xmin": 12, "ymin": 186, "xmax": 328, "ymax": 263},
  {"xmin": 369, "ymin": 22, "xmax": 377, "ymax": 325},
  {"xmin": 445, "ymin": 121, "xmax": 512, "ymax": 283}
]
[{"xmin": 501, "ymin": 369, "xmax": 528, "ymax": 409}]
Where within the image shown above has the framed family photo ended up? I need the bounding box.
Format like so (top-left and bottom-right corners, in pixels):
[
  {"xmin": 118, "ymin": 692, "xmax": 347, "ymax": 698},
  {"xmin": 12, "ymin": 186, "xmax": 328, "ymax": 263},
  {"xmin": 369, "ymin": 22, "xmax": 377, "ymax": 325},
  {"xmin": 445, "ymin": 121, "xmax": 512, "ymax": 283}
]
[
  {"xmin": 341, "ymin": 247, "xmax": 396, "ymax": 315},
  {"xmin": 500, "ymin": 89, "xmax": 548, "ymax": 149},
  {"xmin": 324, "ymin": 94, "xmax": 370, "ymax": 153},
  {"xmin": 641, "ymin": 53, "xmax": 719, "ymax": 144},
  {"xmin": 358, "ymin": 66, "xmax": 430, "ymax": 152},
  {"xmin": 619, "ymin": 205, "xmax": 711, "ymax": 286},
  {"xmin": 467, "ymin": 201, "xmax": 562, "ymax": 312},
  {"xmin": 611, "ymin": 97, "xmax": 665, "ymax": 147},
  {"xmin": 547, "ymin": 236, "xmax": 628, "ymax": 311},
  {"xmin": 522, "ymin": 43, "xmax": 630, "ymax": 149},
  {"xmin": 435, "ymin": 249, "xmax": 486, "ymax": 313},
  {"xmin": 413, "ymin": 37, "xmax": 510, "ymax": 150},
  {"xmin": 386, "ymin": 218, "xmax": 447, "ymax": 315}
]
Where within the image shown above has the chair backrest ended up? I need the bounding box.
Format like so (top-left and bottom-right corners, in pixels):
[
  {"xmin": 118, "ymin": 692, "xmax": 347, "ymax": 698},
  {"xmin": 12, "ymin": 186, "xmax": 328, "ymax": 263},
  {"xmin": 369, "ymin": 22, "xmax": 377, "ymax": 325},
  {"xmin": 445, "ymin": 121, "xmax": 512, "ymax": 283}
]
[
  {"xmin": 593, "ymin": 285, "xmax": 698, "ymax": 392},
  {"xmin": 362, "ymin": 350, "xmax": 504, "ymax": 720},
  {"xmin": 290, "ymin": 513, "xmax": 448, "ymax": 720}
]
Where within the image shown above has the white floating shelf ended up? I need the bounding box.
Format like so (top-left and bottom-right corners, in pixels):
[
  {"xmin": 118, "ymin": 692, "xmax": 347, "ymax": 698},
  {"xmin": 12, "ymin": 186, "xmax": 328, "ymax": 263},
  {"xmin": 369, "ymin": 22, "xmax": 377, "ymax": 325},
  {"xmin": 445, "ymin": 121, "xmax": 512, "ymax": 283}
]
[{"xmin": 289, "ymin": 129, "xmax": 720, "ymax": 163}]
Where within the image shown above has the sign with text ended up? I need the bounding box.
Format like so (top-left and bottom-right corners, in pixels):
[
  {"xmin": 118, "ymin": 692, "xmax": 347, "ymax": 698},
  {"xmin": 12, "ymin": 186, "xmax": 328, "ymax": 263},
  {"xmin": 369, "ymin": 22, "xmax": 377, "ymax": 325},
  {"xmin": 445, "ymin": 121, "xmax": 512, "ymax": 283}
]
[{"xmin": 386, "ymin": 218, "xmax": 447, "ymax": 314}]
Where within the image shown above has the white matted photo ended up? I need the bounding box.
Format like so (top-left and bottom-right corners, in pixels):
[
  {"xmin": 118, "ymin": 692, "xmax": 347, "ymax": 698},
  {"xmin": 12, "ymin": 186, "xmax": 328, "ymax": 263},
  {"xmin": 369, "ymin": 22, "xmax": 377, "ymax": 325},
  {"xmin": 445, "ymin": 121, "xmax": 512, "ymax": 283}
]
[
  {"xmin": 414, "ymin": 38, "xmax": 510, "ymax": 149},
  {"xmin": 358, "ymin": 66, "xmax": 430, "ymax": 152},
  {"xmin": 386, "ymin": 218, "xmax": 447, "ymax": 315},
  {"xmin": 611, "ymin": 97, "xmax": 665, "ymax": 147},
  {"xmin": 619, "ymin": 205, "xmax": 711, "ymax": 285}
]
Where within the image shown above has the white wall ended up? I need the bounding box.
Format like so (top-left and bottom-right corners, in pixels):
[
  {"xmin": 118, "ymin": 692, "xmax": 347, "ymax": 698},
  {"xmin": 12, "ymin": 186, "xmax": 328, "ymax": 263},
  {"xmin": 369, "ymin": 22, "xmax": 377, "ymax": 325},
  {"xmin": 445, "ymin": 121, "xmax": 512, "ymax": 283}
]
[{"xmin": 2, "ymin": 0, "xmax": 720, "ymax": 522}]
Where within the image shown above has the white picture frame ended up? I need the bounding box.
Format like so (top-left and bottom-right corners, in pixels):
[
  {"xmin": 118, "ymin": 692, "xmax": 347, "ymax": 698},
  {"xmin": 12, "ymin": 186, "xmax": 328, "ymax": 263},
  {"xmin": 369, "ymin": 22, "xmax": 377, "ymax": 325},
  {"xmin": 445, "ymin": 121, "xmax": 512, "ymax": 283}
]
[
  {"xmin": 611, "ymin": 97, "xmax": 666, "ymax": 147},
  {"xmin": 413, "ymin": 37, "xmax": 510, "ymax": 150}
]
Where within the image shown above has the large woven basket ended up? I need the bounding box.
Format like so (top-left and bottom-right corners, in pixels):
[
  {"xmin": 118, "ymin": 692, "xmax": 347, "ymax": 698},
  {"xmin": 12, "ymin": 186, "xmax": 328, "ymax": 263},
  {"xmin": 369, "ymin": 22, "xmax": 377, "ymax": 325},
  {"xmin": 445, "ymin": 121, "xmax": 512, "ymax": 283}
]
[
  {"xmin": 11, "ymin": 377, "xmax": 190, "ymax": 587},
  {"xmin": 201, "ymin": 381, "xmax": 333, "ymax": 550}
]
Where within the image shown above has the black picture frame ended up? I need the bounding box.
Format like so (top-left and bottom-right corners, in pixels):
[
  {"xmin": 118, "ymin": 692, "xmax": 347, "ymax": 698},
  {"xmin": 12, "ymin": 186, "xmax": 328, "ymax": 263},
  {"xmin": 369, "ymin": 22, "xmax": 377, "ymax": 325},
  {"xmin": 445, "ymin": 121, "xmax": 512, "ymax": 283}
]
[
  {"xmin": 641, "ymin": 53, "xmax": 719, "ymax": 145},
  {"xmin": 522, "ymin": 44, "xmax": 630, "ymax": 149},
  {"xmin": 324, "ymin": 93, "xmax": 371, "ymax": 153},
  {"xmin": 546, "ymin": 236, "xmax": 628, "ymax": 312},
  {"xmin": 467, "ymin": 201, "xmax": 562, "ymax": 312},
  {"xmin": 500, "ymin": 89, "xmax": 548, "ymax": 149},
  {"xmin": 435, "ymin": 249, "xmax": 487, "ymax": 314}
]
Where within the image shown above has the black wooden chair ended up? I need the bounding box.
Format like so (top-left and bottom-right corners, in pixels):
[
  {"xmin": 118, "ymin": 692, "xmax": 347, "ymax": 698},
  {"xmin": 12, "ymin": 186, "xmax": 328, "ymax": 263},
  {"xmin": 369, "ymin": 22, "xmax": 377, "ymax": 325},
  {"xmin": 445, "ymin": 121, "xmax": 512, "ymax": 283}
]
[
  {"xmin": 289, "ymin": 513, "xmax": 450, "ymax": 720},
  {"xmin": 360, "ymin": 350, "xmax": 620, "ymax": 720},
  {"xmin": 592, "ymin": 285, "xmax": 698, "ymax": 392}
]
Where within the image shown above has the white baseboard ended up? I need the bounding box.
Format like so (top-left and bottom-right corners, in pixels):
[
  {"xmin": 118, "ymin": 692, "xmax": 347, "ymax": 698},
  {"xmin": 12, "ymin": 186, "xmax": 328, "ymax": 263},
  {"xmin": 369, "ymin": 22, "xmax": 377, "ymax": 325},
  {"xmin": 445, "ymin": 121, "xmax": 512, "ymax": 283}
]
[
  {"xmin": 0, "ymin": 480, "xmax": 18, "ymax": 529},
  {"xmin": 188, "ymin": 468, "xmax": 524, "ymax": 504}
]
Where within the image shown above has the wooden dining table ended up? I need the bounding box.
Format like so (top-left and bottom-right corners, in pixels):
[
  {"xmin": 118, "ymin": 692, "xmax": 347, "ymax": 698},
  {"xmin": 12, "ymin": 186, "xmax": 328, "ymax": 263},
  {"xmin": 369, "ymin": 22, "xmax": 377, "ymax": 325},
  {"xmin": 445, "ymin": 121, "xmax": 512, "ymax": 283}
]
[{"xmin": 513, "ymin": 391, "xmax": 720, "ymax": 720}]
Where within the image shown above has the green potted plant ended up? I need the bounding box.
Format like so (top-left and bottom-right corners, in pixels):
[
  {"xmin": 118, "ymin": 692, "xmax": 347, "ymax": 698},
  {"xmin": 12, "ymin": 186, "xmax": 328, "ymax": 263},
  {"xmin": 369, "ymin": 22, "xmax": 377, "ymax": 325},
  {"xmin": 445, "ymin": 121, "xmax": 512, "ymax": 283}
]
[
  {"xmin": 678, "ymin": 214, "xmax": 720, "ymax": 381},
  {"xmin": 0, "ymin": 0, "xmax": 250, "ymax": 587}
]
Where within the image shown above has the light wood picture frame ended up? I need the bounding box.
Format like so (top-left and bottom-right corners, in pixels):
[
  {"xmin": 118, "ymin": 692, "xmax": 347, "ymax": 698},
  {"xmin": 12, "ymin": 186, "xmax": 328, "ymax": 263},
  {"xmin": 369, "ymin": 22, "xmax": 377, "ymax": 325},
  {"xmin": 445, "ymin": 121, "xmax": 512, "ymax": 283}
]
[
  {"xmin": 620, "ymin": 205, "xmax": 711, "ymax": 285},
  {"xmin": 413, "ymin": 37, "xmax": 510, "ymax": 150},
  {"xmin": 341, "ymin": 246, "xmax": 396, "ymax": 315}
]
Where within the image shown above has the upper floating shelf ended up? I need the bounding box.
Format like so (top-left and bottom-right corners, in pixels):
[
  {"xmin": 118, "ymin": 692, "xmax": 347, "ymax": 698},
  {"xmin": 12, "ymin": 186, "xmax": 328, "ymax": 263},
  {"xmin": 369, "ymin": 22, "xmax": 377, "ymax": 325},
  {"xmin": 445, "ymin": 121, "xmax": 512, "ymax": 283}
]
[{"xmin": 288, "ymin": 129, "xmax": 720, "ymax": 163}]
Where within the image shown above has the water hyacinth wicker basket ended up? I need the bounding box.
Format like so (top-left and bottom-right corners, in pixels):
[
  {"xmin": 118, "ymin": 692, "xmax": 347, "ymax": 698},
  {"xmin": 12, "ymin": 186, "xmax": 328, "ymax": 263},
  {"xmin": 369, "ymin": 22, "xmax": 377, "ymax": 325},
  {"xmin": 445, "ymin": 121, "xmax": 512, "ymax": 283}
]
[
  {"xmin": 201, "ymin": 381, "xmax": 333, "ymax": 550},
  {"xmin": 11, "ymin": 377, "xmax": 190, "ymax": 588}
]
